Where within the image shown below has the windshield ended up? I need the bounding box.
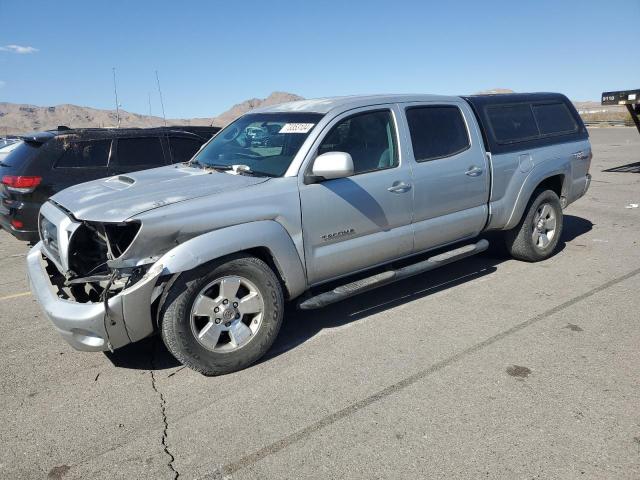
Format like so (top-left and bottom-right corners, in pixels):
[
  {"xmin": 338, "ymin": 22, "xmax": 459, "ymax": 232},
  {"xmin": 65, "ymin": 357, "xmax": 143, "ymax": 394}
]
[{"xmin": 192, "ymin": 112, "xmax": 324, "ymax": 176}]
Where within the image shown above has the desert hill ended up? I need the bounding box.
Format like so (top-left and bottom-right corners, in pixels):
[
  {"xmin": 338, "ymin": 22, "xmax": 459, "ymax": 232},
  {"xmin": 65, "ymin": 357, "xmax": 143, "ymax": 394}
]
[
  {"xmin": 0, "ymin": 92, "xmax": 303, "ymax": 135},
  {"xmin": 0, "ymin": 90, "xmax": 631, "ymax": 135}
]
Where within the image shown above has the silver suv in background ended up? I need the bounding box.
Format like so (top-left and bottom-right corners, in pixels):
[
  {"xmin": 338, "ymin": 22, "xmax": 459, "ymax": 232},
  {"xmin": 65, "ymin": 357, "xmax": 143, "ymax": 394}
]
[{"xmin": 27, "ymin": 93, "xmax": 591, "ymax": 375}]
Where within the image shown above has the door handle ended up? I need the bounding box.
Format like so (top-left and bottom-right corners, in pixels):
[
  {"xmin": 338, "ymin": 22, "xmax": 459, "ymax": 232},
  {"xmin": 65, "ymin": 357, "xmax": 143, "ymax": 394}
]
[
  {"xmin": 387, "ymin": 181, "xmax": 412, "ymax": 193},
  {"xmin": 465, "ymin": 166, "xmax": 483, "ymax": 177}
]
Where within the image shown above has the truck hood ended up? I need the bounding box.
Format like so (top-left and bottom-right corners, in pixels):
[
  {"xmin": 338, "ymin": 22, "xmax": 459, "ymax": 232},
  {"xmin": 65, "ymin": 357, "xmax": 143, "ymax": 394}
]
[{"xmin": 50, "ymin": 165, "xmax": 270, "ymax": 223}]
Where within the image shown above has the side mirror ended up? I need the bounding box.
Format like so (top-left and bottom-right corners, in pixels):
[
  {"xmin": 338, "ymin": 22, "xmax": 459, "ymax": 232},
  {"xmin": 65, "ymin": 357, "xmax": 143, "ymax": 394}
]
[{"xmin": 310, "ymin": 152, "xmax": 354, "ymax": 181}]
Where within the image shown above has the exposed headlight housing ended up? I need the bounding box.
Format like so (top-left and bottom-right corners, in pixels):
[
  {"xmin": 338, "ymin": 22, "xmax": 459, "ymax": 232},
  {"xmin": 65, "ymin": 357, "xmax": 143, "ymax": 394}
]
[{"xmin": 67, "ymin": 221, "xmax": 141, "ymax": 278}]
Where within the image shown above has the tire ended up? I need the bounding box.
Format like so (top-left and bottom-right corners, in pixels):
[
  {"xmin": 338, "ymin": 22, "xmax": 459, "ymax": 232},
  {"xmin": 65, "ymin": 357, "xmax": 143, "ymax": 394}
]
[
  {"xmin": 160, "ymin": 254, "xmax": 284, "ymax": 376},
  {"xmin": 504, "ymin": 189, "xmax": 563, "ymax": 262}
]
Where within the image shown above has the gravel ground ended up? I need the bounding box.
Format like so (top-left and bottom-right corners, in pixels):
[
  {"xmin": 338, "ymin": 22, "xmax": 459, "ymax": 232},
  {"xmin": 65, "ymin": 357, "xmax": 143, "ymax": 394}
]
[{"xmin": 0, "ymin": 127, "xmax": 638, "ymax": 479}]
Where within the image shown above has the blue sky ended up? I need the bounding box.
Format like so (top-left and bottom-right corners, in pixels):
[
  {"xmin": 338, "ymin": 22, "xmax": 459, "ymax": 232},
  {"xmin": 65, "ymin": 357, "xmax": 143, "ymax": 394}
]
[{"xmin": 1, "ymin": 0, "xmax": 638, "ymax": 118}]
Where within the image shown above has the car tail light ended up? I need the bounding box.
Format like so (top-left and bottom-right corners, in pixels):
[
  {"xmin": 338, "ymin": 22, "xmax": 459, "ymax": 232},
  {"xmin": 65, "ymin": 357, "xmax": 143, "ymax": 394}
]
[
  {"xmin": 1, "ymin": 175, "xmax": 42, "ymax": 193},
  {"xmin": 10, "ymin": 219, "xmax": 24, "ymax": 229}
]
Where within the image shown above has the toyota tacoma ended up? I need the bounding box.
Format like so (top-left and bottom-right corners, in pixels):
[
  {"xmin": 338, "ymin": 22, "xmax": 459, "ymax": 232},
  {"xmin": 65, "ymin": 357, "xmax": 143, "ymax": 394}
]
[{"xmin": 27, "ymin": 93, "xmax": 592, "ymax": 375}]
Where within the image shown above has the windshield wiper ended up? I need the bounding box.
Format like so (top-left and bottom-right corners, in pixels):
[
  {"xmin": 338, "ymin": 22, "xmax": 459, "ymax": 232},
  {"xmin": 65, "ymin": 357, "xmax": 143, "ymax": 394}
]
[
  {"xmin": 204, "ymin": 163, "xmax": 233, "ymax": 171},
  {"xmin": 201, "ymin": 164, "xmax": 275, "ymax": 177}
]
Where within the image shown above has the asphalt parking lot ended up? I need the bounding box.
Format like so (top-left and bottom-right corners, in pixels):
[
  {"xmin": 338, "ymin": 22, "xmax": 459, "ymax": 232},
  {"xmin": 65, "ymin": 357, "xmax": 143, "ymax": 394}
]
[{"xmin": 0, "ymin": 127, "xmax": 639, "ymax": 479}]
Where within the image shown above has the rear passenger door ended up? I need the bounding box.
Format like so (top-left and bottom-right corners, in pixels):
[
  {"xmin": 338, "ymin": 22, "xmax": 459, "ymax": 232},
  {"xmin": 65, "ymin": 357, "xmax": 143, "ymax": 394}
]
[
  {"xmin": 402, "ymin": 102, "xmax": 490, "ymax": 252},
  {"xmin": 110, "ymin": 136, "xmax": 168, "ymax": 174}
]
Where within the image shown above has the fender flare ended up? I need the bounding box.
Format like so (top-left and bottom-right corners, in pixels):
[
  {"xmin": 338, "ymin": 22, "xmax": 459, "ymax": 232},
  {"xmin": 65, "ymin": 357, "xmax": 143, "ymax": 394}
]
[
  {"xmin": 504, "ymin": 165, "xmax": 569, "ymax": 230},
  {"xmin": 156, "ymin": 220, "xmax": 307, "ymax": 299}
]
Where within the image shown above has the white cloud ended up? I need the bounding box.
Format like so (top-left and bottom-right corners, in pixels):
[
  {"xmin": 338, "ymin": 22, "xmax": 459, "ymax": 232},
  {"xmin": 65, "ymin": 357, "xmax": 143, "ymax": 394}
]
[{"xmin": 0, "ymin": 44, "xmax": 39, "ymax": 54}]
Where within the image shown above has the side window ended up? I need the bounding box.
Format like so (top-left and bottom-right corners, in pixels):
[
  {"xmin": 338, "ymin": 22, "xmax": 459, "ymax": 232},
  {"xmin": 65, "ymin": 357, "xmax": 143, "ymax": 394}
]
[
  {"xmin": 487, "ymin": 104, "xmax": 539, "ymax": 143},
  {"xmin": 318, "ymin": 110, "xmax": 398, "ymax": 174},
  {"xmin": 168, "ymin": 137, "xmax": 203, "ymax": 164},
  {"xmin": 405, "ymin": 106, "xmax": 470, "ymax": 162},
  {"xmin": 117, "ymin": 137, "xmax": 165, "ymax": 168},
  {"xmin": 56, "ymin": 140, "xmax": 110, "ymax": 168},
  {"xmin": 532, "ymin": 103, "xmax": 578, "ymax": 136}
]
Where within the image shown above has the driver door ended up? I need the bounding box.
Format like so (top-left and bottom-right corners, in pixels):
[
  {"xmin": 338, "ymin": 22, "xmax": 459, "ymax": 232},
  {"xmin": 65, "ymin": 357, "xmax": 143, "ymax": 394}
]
[{"xmin": 299, "ymin": 106, "xmax": 414, "ymax": 285}]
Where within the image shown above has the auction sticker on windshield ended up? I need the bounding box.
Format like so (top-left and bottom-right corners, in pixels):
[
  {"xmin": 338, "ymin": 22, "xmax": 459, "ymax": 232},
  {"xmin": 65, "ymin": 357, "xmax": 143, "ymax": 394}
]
[{"xmin": 279, "ymin": 123, "xmax": 315, "ymax": 133}]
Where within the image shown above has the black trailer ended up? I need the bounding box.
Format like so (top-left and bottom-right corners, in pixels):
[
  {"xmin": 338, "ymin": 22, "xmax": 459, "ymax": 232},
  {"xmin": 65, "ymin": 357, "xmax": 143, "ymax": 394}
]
[{"xmin": 601, "ymin": 89, "xmax": 640, "ymax": 134}]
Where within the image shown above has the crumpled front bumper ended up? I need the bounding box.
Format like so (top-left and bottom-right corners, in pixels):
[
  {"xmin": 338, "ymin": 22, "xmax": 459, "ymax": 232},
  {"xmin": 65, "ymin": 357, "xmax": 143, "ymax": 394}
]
[{"xmin": 27, "ymin": 242, "xmax": 162, "ymax": 352}]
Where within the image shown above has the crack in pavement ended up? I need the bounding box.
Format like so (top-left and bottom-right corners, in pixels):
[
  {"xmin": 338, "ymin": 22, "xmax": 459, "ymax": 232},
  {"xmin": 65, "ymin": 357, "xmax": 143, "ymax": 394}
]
[
  {"xmin": 151, "ymin": 339, "xmax": 179, "ymax": 480},
  {"xmin": 217, "ymin": 266, "xmax": 640, "ymax": 477}
]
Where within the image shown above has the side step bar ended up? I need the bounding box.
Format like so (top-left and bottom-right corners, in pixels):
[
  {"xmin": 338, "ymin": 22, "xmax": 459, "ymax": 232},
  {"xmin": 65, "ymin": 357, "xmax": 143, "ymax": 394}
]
[{"xmin": 298, "ymin": 239, "xmax": 489, "ymax": 310}]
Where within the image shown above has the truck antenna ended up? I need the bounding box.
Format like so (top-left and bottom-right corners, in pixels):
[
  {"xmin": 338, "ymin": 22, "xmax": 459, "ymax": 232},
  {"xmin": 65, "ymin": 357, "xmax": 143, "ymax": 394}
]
[
  {"xmin": 112, "ymin": 67, "xmax": 121, "ymax": 128},
  {"xmin": 155, "ymin": 70, "xmax": 167, "ymax": 127}
]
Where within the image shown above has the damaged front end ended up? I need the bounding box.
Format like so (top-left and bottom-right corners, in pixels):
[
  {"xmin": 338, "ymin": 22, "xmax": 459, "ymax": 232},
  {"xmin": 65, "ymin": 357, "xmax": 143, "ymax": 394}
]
[
  {"xmin": 28, "ymin": 201, "xmax": 165, "ymax": 351},
  {"xmin": 63, "ymin": 220, "xmax": 144, "ymax": 303}
]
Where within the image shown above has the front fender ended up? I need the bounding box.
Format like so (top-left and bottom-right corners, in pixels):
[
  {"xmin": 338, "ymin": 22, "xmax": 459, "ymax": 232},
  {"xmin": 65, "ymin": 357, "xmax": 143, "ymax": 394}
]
[{"xmin": 156, "ymin": 220, "xmax": 307, "ymax": 299}]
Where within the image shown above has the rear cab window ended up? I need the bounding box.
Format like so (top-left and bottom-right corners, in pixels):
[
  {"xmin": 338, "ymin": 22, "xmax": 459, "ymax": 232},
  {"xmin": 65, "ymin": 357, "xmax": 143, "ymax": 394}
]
[
  {"xmin": 532, "ymin": 103, "xmax": 578, "ymax": 135},
  {"xmin": 405, "ymin": 105, "xmax": 470, "ymax": 161},
  {"xmin": 463, "ymin": 94, "xmax": 588, "ymax": 155},
  {"xmin": 487, "ymin": 104, "xmax": 539, "ymax": 144}
]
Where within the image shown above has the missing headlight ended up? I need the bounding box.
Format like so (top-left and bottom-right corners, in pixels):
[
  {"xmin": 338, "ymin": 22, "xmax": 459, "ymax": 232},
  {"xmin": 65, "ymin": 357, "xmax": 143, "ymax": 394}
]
[
  {"xmin": 104, "ymin": 222, "xmax": 141, "ymax": 258},
  {"xmin": 67, "ymin": 221, "xmax": 141, "ymax": 278}
]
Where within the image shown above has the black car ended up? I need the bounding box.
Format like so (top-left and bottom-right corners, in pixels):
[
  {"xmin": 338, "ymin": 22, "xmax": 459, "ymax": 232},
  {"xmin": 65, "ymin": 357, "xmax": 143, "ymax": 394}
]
[{"xmin": 0, "ymin": 126, "xmax": 219, "ymax": 242}]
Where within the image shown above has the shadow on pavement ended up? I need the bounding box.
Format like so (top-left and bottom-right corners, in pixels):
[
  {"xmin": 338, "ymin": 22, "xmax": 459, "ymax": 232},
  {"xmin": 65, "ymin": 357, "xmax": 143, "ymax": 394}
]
[
  {"xmin": 602, "ymin": 161, "xmax": 640, "ymax": 173},
  {"xmin": 105, "ymin": 336, "xmax": 180, "ymax": 371},
  {"xmin": 106, "ymin": 214, "xmax": 593, "ymax": 372}
]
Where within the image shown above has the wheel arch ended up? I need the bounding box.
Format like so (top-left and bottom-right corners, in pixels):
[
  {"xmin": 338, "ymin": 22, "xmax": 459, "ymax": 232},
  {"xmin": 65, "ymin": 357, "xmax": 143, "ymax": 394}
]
[
  {"xmin": 505, "ymin": 170, "xmax": 567, "ymax": 230},
  {"xmin": 156, "ymin": 221, "xmax": 307, "ymax": 300}
]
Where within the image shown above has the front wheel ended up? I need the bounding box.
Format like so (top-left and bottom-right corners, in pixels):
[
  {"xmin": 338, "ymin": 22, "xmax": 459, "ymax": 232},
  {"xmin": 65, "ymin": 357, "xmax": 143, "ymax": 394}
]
[
  {"xmin": 160, "ymin": 254, "xmax": 284, "ymax": 375},
  {"xmin": 504, "ymin": 189, "xmax": 563, "ymax": 262}
]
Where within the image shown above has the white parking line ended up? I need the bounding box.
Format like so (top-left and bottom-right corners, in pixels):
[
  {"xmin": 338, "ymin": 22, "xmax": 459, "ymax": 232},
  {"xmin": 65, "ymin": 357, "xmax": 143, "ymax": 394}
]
[{"xmin": 0, "ymin": 292, "xmax": 31, "ymax": 301}]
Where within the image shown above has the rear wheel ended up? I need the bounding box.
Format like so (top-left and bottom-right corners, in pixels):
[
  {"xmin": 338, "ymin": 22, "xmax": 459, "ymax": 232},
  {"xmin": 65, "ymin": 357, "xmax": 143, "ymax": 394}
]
[
  {"xmin": 504, "ymin": 189, "xmax": 563, "ymax": 262},
  {"xmin": 160, "ymin": 254, "xmax": 284, "ymax": 375}
]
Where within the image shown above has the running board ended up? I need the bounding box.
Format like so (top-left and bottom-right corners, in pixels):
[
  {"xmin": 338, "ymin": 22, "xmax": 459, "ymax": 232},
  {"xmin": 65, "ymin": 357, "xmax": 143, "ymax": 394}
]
[{"xmin": 298, "ymin": 239, "xmax": 489, "ymax": 310}]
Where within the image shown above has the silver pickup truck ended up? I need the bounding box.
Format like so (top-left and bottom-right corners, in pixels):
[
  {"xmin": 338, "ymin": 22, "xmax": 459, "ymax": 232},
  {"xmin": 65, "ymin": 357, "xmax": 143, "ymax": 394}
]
[{"xmin": 27, "ymin": 93, "xmax": 592, "ymax": 375}]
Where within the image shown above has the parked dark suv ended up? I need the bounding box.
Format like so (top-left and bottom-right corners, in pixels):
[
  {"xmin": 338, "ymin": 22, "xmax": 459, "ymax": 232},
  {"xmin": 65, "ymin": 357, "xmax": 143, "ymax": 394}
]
[{"xmin": 0, "ymin": 126, "xmax": 219, "ymax": 242}]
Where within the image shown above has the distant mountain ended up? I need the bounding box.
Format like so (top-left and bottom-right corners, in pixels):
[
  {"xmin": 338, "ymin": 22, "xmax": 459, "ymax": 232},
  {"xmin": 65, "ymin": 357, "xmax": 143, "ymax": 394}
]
[
  {"xmin": 0, "ymin": 92, "xmax": 304, "ymax": 135},
  {"xmin": 0, "ymin": 90, "xmax": 631, "ymax": 135},
  {"xmin": 212, "ymin": 92, "xmax": 304, "ymax": 127}
]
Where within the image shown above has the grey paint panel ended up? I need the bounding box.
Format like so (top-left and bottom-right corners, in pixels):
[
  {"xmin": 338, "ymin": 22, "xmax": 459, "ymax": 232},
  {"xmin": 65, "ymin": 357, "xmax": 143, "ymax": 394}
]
[
  {"xmin": 413, "ymin": 206, "xmax": 487, "ymax": 252},
  {"xmin": 109, "ymin": 176, "xmax": 305, "ymax": 269},
  {"xmin": 297, "ymin": 104, "xmax": 414, "ymax": 284},
  {"xmin": 158, "ymin": 220, "xmax": 307, "ymax": 299},
  {"xmin": 51, "ymin": 164, "xmax": 268, "ymax": 223},
  {"xmin": 400, "ymin": 100, "xmax": 490, "ymax": 251},
  {"xmin": 487, "ymin": 138, "xmax": 591, "ymax": 230}
]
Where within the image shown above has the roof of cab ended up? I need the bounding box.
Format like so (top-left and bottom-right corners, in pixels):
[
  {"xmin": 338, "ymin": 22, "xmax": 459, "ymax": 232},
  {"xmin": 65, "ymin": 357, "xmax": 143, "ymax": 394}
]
[{"xmin": 253, "ymin": 94, "xmax": 461, "ymax": 115}]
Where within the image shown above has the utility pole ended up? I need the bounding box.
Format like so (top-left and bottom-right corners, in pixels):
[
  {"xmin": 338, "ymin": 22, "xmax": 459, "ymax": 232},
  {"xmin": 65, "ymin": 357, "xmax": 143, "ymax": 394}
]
[
  {"xmin": 112, "ymin": 67, "xmax": 121, "ymax": 128},
  {"xmin": 155, "ymin": 70, "xmax": 167, "ymax": 126},
  {"xmin": 148, "ymin": 92, "xmax": 152, "ymax": 117}
]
